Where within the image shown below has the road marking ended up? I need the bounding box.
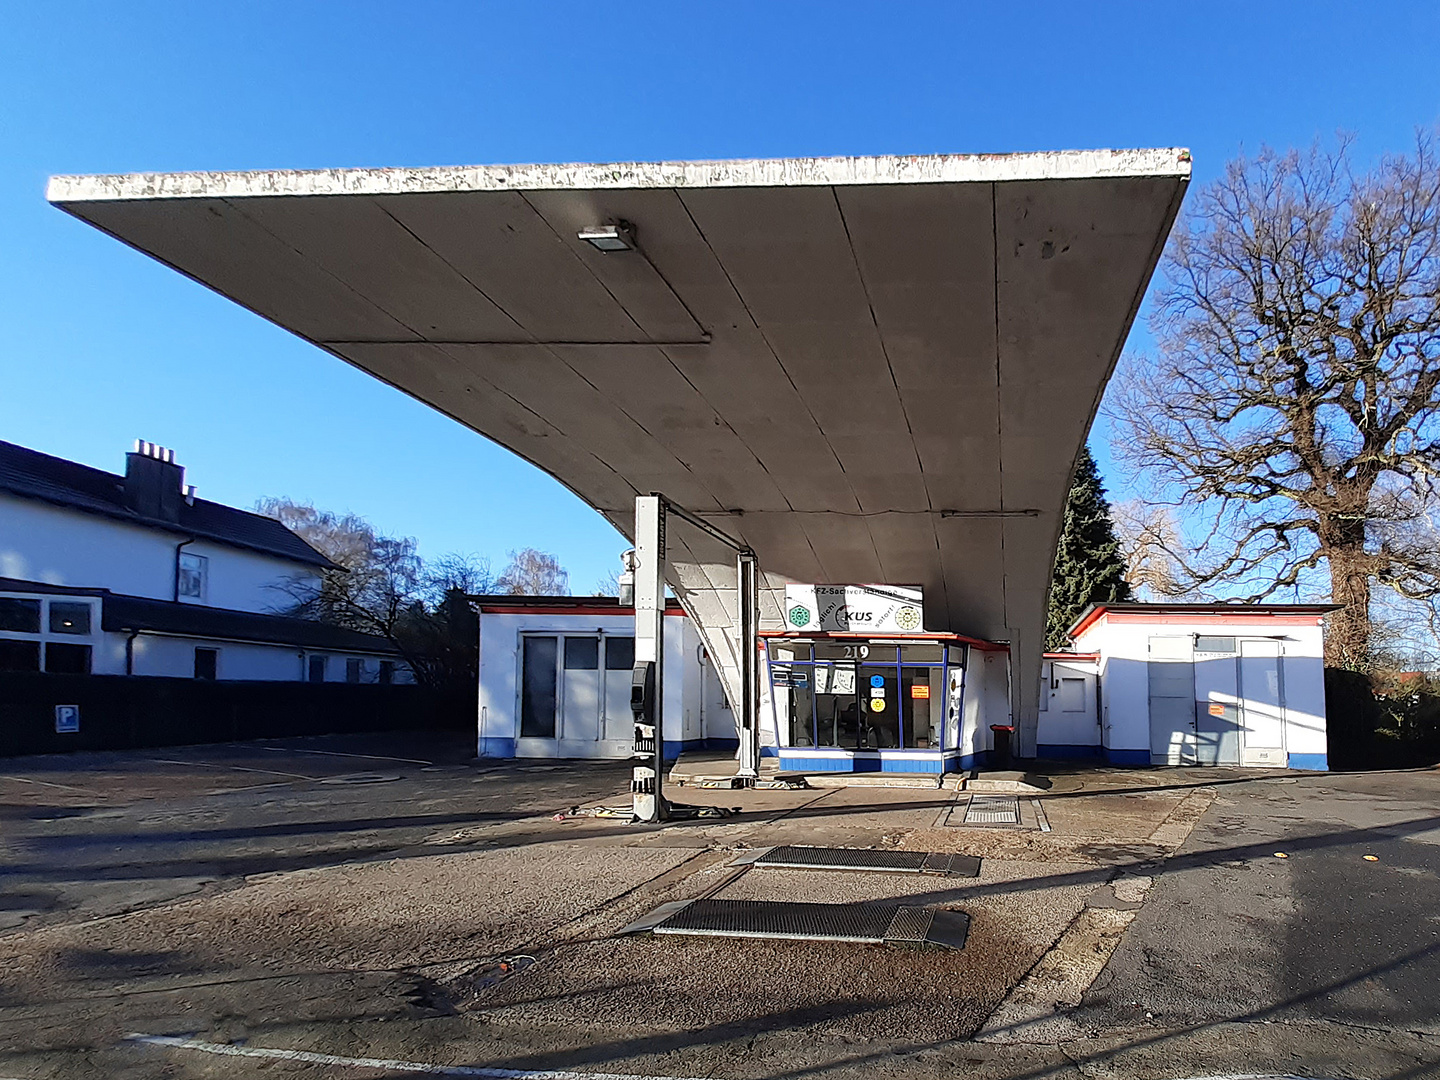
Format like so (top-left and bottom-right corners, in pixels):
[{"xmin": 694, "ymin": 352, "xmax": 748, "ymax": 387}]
[
  {"xmin": 126, "ymin": 1034, "xmax": 711, "ymax": 1079},
  {"xmin": 0, "ymin": 774, "xmax": 95, "ymax": 792},
  {"xmin": 145, "ymin": 758, "xmax": 319, "ymax": 780},
  {"xmin": 257, "ymin": 744, "xmax": 434, "ymax": 765}
]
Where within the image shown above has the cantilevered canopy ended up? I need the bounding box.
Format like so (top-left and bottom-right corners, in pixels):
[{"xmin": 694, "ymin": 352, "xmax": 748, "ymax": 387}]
[{"xmin": 48, "ymin": 149, "xmax": 1190, "ymax": 753}]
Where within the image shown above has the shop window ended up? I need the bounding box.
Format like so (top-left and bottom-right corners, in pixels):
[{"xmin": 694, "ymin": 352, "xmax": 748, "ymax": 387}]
[
  {"xmin": 308, "ymin": 655, "xmax": 327, "ymax": 683},
  {"xmin": 860, "ymin": 665, "xmax": 898, "ymax": 747},
  {"xmin": 178, "ymin": 552, "xmax": 208, "ymax": 600},
  {"xmin": 812, "ymin": 663, "xmax": 858, "ymax": 747},
  {"xmin": 379, "ymin": 660, "xmax": 395, "ymax": 685},
  {"xmin": 44, "ymin": 642, "xmax": 91, "ymax": 675},
  {"xmin": 49, "ymin": 601, "xmax": 92, "ymax": 635},
  {"xmin": 194, "ymin": 648, "xmax": 218, "ymax": 681},
  {"xmin": 604, "ymin": 636, "xmax": 634, "ymax": 671},
  {"xmin": 520, "ymin": 636, "xmax": 557, "ymax": 737},
  {"xmin": 564, "ymin": 637, "xmax": 599, "ymax": 670},
  {"xmin": 0, "ymin": 598, "xmax": 41, "ymax": 634},
  {"xmin": 0, "ymin": 639, "xmax": 40, "ymax": 671},
  {"xmin": 346, "ymin": 658, "xmax": 363, "ymax": 683}
]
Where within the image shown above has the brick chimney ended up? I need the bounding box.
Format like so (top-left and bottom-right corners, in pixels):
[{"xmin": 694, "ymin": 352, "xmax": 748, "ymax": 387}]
[{"xmin": 124, "ymin": 440, "xmax": 185, "ymax": 522}]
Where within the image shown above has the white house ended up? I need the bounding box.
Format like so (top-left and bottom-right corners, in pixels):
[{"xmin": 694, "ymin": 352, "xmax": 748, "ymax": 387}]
[
  {"xmin": 0, "ymin": 438, "xmax": 406, "ymax": 683},
  {"xmin": 1044, "ymin": 602, "xmax": 1334, "ymax": 771},
  {"xmin": 475, "ymin": 596, "xmax": 733, "ymax": 760}
]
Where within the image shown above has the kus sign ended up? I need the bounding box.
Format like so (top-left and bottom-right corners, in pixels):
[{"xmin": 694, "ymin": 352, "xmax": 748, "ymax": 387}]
[{"xmin": 784, "ymin": 584, "xmax": 925, "ymax": 635}]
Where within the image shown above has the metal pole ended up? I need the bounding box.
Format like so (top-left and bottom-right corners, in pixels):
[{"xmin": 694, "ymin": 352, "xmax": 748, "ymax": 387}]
[
  {"xmin": 631, "ymin": 495, "xmax": 666, "ymax": 822},
  {"xmin": 735, "ymin": 548, "xmax": 760, "ymax": 784}
]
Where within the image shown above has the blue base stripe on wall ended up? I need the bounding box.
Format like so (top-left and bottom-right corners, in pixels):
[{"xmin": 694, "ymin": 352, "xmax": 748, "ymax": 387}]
[
  {"xmin": 1037, "ymin": 744, "xmax": 1103, "ymax": 760},
  {"xmin": 1287, "ymin": 753, "xmax": 1329, "ymax": 771},
  {"xmin": 478, "ymin": 737, "xmax": 516, "ymax": 758},
  {"xmin": 1103, "ymin": 748, "xmax": 1151, "ymax": 766}
]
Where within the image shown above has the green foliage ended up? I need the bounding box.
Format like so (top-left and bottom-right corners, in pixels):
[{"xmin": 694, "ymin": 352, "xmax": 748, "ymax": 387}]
[
  {"xmin": 1046, "ymin": 446, "xmax": 1133, "ymax": 650},
  {"xmin": 1325, "ymin": 666, "xmax": 1440, "ymax": 769}
]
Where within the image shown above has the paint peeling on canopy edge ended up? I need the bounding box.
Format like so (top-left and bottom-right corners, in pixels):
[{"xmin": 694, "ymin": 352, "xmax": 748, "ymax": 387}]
[{"xmin": 47, "ymin": 147, "xmax": 1192, "ymax": 204}]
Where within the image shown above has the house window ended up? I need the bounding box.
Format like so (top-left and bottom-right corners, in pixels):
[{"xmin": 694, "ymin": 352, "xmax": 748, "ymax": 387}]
[
  {"xmin": 49, "ymin": 601, "xmax": 92, "ymax": 635},
  {"xmin": 0, "ymin": 639, "xmax": 40, "ymax": 671},
  {"xmin": 178, "ymin": 552, "xmax": 208, "ymax": 600},
  {"xmin": 44, "ymin": 642, "xmax": 92, "ymax": 675},
  {"xmin": 379, "ymin": 660, "xmax": 395, "ymax": 685},
  {"xmin": 194, "ymin": 648, "xmax": 218, "ymax": 680},
  {"xmin": 0, "ymin": 598, "xmax": 41, "ymax": 634},
  {"xmin": 308, "ymin": 655, "xmax": 327, "ymax": 683},
  {"xmin": 604, "ymin": 636, "xmax": 635, "ymax": 670},
  {"xmin": 564, "ymin": 637, "xmax": 599, "ymax": 670},
  {"xmin": 346, "ymin": 658, "xmax": 363, "ymax": 683}
]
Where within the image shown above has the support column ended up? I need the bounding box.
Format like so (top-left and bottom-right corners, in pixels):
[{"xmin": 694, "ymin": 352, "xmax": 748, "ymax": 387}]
[
  {"xmin": 631, "ymin": 495, "xmax": 666, "ymax": 822},
  {"xmin": 735, "ymin": 549, "xmax": 759, "ymax": 784}
]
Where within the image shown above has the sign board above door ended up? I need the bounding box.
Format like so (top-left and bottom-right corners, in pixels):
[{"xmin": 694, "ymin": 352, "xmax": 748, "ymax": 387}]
[{"xmin": 784, "ymin": 585, "xmax": 925, "ymax": 635}]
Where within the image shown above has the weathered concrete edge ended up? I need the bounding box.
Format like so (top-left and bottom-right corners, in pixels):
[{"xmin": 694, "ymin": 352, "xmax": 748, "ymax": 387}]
[{"xmin": 47, "ymin": 147, "xmax": 1192, "ymax": 204}]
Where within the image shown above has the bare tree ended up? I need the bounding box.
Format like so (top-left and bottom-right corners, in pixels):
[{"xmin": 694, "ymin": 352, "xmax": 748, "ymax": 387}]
[
  {"xmin": 496, "ymin": 548, "xmax": 569, "ymax": 595},
  {"xmin": 1110, "ymin": 132, "xmax": 1440, "ymax": 668},
  {"xmin": 1112, "ymin": 500, "xmax": 1193, "ymax": 601}
]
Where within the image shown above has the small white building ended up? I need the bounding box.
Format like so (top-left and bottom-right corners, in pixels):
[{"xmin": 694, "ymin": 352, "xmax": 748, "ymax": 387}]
[
  {"xmin": 0, "ymin": 438, "xmax": 406, "ymax": 682},
  {"xmin": 1043, "ymin": 602, "xmax": 1334, "ymax": 771},
  {"xmin": 474, "ymin": 596, "xmax": 734, "ymax": 760}
]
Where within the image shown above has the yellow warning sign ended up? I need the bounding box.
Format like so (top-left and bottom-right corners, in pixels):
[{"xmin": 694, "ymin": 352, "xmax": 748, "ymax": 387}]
[
  {"xmin": 911, "ymin": 684, "xmax": 930, "ymax": 699},
  {"xmin": 870, "ymin": 699, "xmax": 885, "ymax": 713},
  {"xmin": 1209, "ymin": 702, "xmax": 1226, "ymax": 717}
]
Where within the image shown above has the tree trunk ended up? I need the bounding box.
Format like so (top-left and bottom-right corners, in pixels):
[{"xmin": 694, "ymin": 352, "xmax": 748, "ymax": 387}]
[{"xmin": 1325, "ymin": 544, "xmax": 1373, "ymax": 670}]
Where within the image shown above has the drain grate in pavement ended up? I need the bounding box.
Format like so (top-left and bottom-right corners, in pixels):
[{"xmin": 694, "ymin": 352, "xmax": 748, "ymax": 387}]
[
  {"xmin": 754, "ymin": 845, "xmax": 980, "ymax": 877},
  {"xmin": 651, "ymin": 898, "xmax": 969, "ymax": 949},
  {"xmin": 963, "ymin": 794, "xmax": 1021, "ymax": 824}
]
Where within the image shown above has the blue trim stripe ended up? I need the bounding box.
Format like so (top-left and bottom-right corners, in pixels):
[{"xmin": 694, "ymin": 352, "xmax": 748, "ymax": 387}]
[
  {"xmin": 478, "ymin": 737, "xmax": 516, "ymax": 758},
  {"xmin": 1037, "ymin": 743, "xmax": 1103, "ymax": 760},
  {"xmin": 1287, "ymin": 752, "xmax": 1329, "ymax": 772},
  {"xmin": 1104, "ymin": 748, "xmax": 1150, "ymax": 766}
]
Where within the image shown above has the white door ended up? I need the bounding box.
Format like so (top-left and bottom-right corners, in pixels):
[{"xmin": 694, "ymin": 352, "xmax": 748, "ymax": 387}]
[
  {"xmin": 1148, "ymin": 636, "xmax": 1196, "ymax": 764},
  {"xmin": 1240, "ymin": 639, "xmax": 1286, "ymax": 756},
  {"xmin": 1193, "ymin": 638, "xmax": 1241, "ymax": 765},
  {"xmin": 601, "ymin": 635, "xmax": 635, "ymax": 744},
  {"xmin": 560, "ymin": 637, "xmax": 602, "ymax": 749}
]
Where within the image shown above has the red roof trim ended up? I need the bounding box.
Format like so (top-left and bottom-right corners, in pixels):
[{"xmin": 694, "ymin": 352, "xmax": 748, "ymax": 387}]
[{"xmin": 479, "ymin": 603, "xmax": 685, "ymax": 617}]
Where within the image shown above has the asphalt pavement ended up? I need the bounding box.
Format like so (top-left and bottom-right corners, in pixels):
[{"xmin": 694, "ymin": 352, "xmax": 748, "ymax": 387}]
[{"xmin": 0, "ymin": 734, "xmax": 1437, "ymax": 1080}]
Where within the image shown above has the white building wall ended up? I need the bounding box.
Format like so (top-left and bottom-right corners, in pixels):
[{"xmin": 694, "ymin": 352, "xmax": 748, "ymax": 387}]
[
  {"xmin": 0, "ymin": 494, "xmax": 318, "ymax": 613},
  {"xmin": 477, "ymin": 609, "xmax": 699, "ymax": 759},
  {"xmin": 1073, "ymin": 614, "xmax": 1329, "ymax": 769},
  {"xmin": 1036, "ymin": 658, "xmax": 1101, "ymax": 751}
]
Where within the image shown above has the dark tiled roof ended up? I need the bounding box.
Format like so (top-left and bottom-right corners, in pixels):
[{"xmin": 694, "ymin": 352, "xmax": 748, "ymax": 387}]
[
  {"xmin": 101, "ymin": 593, "xmax": 402, "ymax": 655},
  {"xmin": 0, "ymin": 440, "xmax": 336, "ymax": 569}
]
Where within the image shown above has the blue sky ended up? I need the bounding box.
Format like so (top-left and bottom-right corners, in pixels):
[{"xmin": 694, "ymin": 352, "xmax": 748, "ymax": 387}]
[{"xmin": 3, "ymin": 1, "xmax": 1438, "ymax": 593}]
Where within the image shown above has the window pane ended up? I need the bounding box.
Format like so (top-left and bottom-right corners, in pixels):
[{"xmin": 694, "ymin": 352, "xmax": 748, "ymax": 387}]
[
  {"xmin": 178, "ymin": 553, "xmax": 208, "ymax": 599},
  {"xmin": 860, "ymin": 665, "xmax": 899, "ymax": 748},
  {"xmin": 812, "ymin": 663, "xmax": 858, "ymax": 747},
  {"xmin": 0, "ymin": 639, "xmax": 40, "ymax": 671},
  {"xmin": 346, "ymin": 658, "xmax": 363, "ymax": 683},
  {"xmin": 898, "ymin": 643, "xmax": 943, "ymax": 665},
  {"xmin": 44, "ymin": 642, "xmax": 91, "ymax": 674},
  {"xmin": 604, "ymin": 636, "xmax": 635, "ymax": 671},
  {"xmin": 379, "ymin": 660, "xmax": 395, "ymax": 685},
  {"xmin": 194, "ymin": 648, "xmax": 218, "ymax": 680},
  {"xmin": 49, "ymin": 601, "xmax": 91, "ymax": 635},
  {"xmin": 308, "ymin": 656, "xmax": 326, "ymax": 683},
  {"xmin": 1195, "ymin": 636, "xmax": 1236, "ymax": 654},
  {"xmin": 901, "ymin": 669, "xmax": 936, "ymax": 747},
  {"xmin": 0, "ymin": 598, "xmax": 40, "ymax": 634},
  {"xmin": 564, "ymin": 637, "xmax": 599, "ymax": 670},
  {"xmin": 520, "ymin": 637, "xmax": 557, "ymax": 737}
]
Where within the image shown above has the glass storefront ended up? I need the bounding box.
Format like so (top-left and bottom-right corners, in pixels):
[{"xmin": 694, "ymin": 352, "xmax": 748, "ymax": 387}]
[{"xmin": 768, "ymin": 640, "xmax": 964, "ymax": 753}]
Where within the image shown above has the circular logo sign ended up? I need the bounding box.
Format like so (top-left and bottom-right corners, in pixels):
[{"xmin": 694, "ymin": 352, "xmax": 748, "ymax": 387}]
[
  {"xmin": 870, "ymin": 699, "xmax": 886, "ymax": 713},
  {"xmin": 894, "ymin": 606, "xmax": 921, "ymax": 631},
  {"xmin": 788, "ymin": 605, "xmax": 811, "ymax": 628}
]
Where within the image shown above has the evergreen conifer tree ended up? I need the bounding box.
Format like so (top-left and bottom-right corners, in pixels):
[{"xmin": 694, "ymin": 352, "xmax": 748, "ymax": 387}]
[{"xmin": 1046, "ymin": 445, "xmax": 1132, "ymax": 650}]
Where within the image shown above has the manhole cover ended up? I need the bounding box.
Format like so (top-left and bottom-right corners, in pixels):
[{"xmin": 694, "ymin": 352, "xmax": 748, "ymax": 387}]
[
  {"xmin": 963, "ymin": 794, "xmax": 1021, "ymax": 824},
  {"xmin": 754, "ymin": 846, "xmax": 980, "ymax": 877},
  {"xmin": 652, "ymin": 898, "xmax": 969, "ymax": 949}
]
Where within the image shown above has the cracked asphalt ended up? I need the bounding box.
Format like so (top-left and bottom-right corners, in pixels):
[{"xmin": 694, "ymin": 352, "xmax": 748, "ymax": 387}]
[{"xmin": 0, "ymin": 733, "xmax": 1437, "ymax": 1079}]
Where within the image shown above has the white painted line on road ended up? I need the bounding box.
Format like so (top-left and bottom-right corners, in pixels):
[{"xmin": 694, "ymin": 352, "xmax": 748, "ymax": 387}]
[
  {"xmin": 0, "ymin": 774, "xmax": 95, "ymax": 792},
  {"xmin": 145, "ymin": 757, "xmax": 319, "ymax": 780},
  {"xmin": 126, "ymin": 1034, "xmax": 712, "ymax": 1080},
  {"xmin": 257, "ymin": 744, "xmax": 435, "ymax": 765}
]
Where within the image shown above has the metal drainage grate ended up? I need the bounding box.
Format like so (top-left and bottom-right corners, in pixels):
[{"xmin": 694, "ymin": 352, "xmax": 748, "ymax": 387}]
[
  {"xmin": 755, "ymin": 846, "xmax": 980, "ymax": 878},
  {"xmin": 651, "ymin": 898, "xmax": 969, "ymax": 949},
  {"xmin": 963, "ymin": 794, "xmax": 1021, "ymax": 825}
]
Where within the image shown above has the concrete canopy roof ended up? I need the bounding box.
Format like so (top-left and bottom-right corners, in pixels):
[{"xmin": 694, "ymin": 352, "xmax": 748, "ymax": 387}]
[{"xmin": 48, "ymin": 149, "xmax": 1190, "ymax": 749}]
